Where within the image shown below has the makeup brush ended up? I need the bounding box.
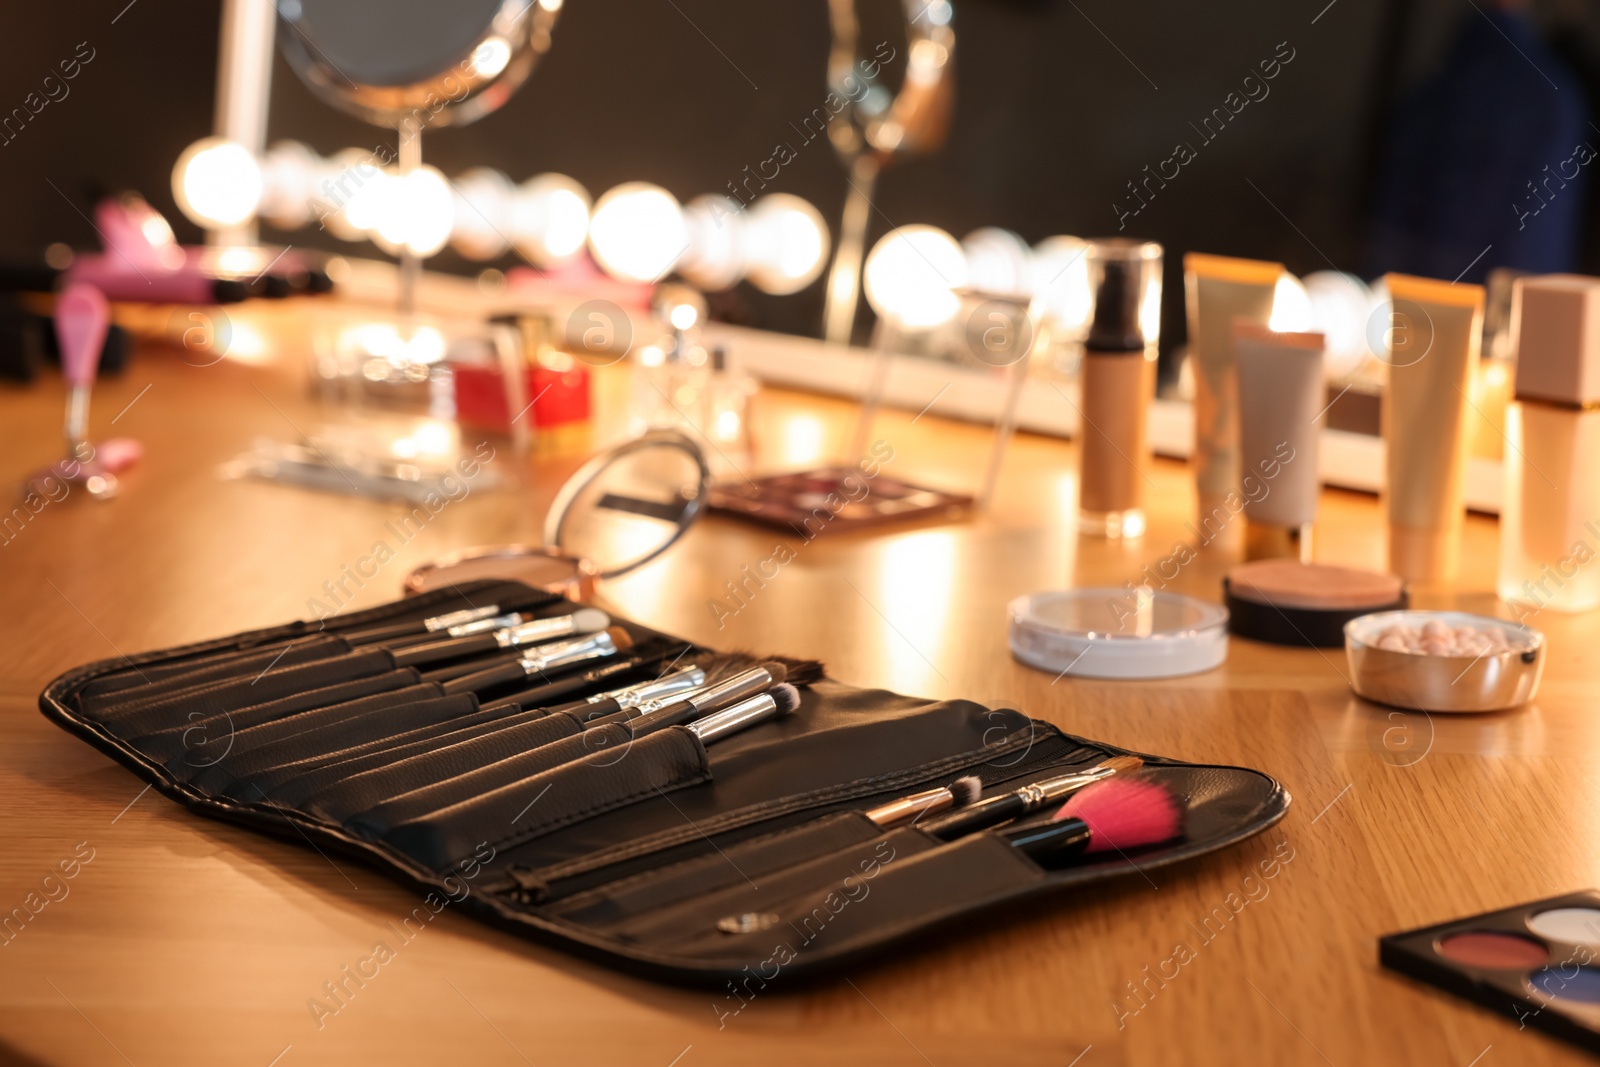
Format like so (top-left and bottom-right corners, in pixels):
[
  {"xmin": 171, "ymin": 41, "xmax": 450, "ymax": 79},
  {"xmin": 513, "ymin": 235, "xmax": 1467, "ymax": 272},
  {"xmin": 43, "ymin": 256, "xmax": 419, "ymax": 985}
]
[
  {"xmin": 477, "ymin": 654, "xmax": 672, "ymax": 714},
  {"xmin": 542, "ymin": 665, "xmax": 709, "ymax": 721},
  {"xmin": 337, "ymin": 604, "xmax": 508, "ymax": 645},
  {"xmin": 587, "ymin": 662, "xmax": 792, "ymax": 735},
  {"xmin": 671, "ymin": 683, "xmax": 801, "ymax": 742},
  {"xmin": 26, "ymin": 283, "xmax": 119, "ymax": 501},
  {"xmin": 387, "ymin": 608, "xmax": 610, "ymax": 668},
  {"xmin": 439, "ymin": 626, "xmax": 633, "ymax": 695},
  {"xmin": 918, "ymin": 755, "xmax": 1145, "ymax": 840},
  {"xmin": 864, "ymin": 776, "xmax": 983, "ymax": 829},
  {"xmin": 996, "ymin": 778, "xmax": 1182, "ymax": 865}
]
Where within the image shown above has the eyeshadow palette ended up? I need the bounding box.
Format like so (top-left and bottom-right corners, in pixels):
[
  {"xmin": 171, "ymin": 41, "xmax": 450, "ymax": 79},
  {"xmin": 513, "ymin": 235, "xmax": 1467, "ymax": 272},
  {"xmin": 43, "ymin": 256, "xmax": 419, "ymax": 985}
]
[
  {"xmin": 707, "ymin": 466, "xmax": 971, "ymax": 532},
  {"xmin": 1381, "ymin": 890, "xmax": 1600, "ymax": 1054}
]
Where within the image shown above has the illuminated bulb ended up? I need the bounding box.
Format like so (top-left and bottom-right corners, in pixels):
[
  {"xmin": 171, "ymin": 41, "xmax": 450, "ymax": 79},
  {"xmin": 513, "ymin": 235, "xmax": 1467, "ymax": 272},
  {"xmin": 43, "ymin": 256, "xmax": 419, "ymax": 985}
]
[
  {"xmin": 1302, "ymin": 271, "xmax": 1371, "ymax": 380},
  {"xmin": 256, "ymin": 140, "xmax": 322, "ymax": 229},
  {"xmin": 1268, "ymin": 273, "xmax": 1313, "ymax": 332},
  {"xmin": 670, "ymin": 303, "xmax": 699, "ymax": 330},
  {"xmin": 451, "ymin": 167, "xmax": 514, "ymax": 260},
  {"xmin": 322, "ymin": 148, "xmax": 390, "ymax": 240},
  {"xmin": 962, "ymin": 228, "xmax": 1032, "ymax": 299},
  {"xmin": 679, "ymin": 195, "xmax": 745, "ymax": 291},
  {"xmin": 373, "ymin": 165, "xmax": 454, "ymax": 257},
  {"xmin": 863, "ymin": 225, "xmax": 967, "ymax": 329},
  {"xmin": 588, "ymin": 182, "xmax": 686, "ymax": 284},
  {"xmin": 1030, "ymin": 236, "xmax": 1093, "ymax": 336},
  {"xmin": 469, "ymin": 36, "xmax": 511, "ymax": 79},
  {"xmin": 172, "ymin": 137, "xmax": 263, "ymax": 228},
  {"xmin": 510, "ymin": 173, "xmax": 592, "ymax": 267},
  {"xmin": 742, "ymin": 194, "xmax": 828, "ymax": 295}
]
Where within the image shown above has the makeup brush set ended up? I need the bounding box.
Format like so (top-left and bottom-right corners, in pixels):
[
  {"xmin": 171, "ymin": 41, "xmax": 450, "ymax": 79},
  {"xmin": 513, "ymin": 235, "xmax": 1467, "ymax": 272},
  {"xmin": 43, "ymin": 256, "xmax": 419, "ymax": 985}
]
[{"xmin": 42, "ymin": 579, "xmax": 1288, "ymax": 983}]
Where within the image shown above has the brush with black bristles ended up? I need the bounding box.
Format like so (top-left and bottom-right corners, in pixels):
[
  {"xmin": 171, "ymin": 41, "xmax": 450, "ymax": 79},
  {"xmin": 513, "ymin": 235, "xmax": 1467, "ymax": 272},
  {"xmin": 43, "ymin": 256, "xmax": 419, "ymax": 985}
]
[
  {"xmin": 917, "ymin": 755, "xmax": 1145, "ymax": 840},
  {"xmin": 995, "ymin": 777, "xmax": 1183, "ymax": 866},
  {"xmin": 863, "ymin": 776, "xmax": 984, "ymax": 829}
]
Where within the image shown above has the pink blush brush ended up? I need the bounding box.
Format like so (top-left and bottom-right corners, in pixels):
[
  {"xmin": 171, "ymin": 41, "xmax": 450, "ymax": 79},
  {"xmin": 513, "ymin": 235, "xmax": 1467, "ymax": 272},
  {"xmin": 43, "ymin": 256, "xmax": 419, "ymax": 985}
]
[
  {"xmin": 25, "ymin": 283, "xmax": 123, "ymax": 500},
  {"xmin": 996, "ymin": 778, "xmax": 1183, "ymax": 864}
]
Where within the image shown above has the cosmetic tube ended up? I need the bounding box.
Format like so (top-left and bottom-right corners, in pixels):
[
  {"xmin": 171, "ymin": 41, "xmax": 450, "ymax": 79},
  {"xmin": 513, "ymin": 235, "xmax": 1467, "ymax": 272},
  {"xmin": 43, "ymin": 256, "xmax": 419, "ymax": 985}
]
[
  {"xmin": 1381, "ymin": 273, "xmax": 1483, "ymax": 583},
  {"xmin": 1233, "ymin": 323, "xmax": 1325, "ymax": 561},
  {"xmin": 1079, "ymin": 239, "xmax": 1161, "ymax": 539},
  {"xmin": 1184, "ymin": 253, "xmax": 1284, "ymax": 551},
  {"xmin": 1498, "ymin": 274, "xmax": 1600, "ymax": 613}
]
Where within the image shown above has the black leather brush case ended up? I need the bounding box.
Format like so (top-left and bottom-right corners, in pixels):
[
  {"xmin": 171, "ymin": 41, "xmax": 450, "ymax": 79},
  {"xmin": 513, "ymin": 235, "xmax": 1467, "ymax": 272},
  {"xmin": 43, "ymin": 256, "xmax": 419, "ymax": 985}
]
[{"xmin": 39, "ymin": 579, "xmax": 1290, "ymax": 986}]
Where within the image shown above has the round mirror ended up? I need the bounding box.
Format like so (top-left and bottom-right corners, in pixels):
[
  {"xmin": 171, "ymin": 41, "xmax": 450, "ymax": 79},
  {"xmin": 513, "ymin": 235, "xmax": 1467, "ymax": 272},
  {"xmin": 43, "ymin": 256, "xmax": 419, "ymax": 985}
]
[{"xmin": 276, "ymin": 0, "xmax": 562, "ymax": 130}]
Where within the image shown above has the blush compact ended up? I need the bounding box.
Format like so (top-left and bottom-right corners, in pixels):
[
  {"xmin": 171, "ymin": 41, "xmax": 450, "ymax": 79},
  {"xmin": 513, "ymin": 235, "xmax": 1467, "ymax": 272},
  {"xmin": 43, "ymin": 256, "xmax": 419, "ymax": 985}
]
[
  {"xmin": 1381, "ymin": 890, "xmax": 1600, "ymax": 1054},
  {"xmin": 1222, "ymin": 560, "xmax": 1407, "ymax": 647}
]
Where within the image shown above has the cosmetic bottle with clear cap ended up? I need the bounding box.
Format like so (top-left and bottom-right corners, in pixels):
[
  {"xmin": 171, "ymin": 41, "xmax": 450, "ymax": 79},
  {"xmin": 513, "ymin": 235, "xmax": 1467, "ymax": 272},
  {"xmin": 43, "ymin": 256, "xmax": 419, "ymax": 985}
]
[
  {"xmin": 1078, "ymin": 239, "xmax": 1160, "ymax": 539},
  {"xmin": 1498, "ymin": 274, "xmax": 1600, "ymax": 614}
]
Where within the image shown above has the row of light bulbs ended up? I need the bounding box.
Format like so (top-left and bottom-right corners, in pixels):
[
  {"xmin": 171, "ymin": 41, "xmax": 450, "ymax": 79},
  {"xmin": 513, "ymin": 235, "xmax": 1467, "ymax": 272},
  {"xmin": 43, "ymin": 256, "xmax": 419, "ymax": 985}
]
[
  {"xmin": 171, "ymin": 137, "xmax": 833, "ymax": 296},
  {"xmin": 174, "ymin": 137, "xmax": 1380, "ymax": 370}
]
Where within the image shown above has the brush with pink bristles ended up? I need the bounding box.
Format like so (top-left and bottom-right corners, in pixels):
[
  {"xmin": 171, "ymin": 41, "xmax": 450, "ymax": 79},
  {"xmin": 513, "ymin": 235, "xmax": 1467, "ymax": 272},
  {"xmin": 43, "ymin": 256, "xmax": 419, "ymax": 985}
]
[{"xmin": 995, "ymin": 777, "xmax": 1183, "ymax": 864}]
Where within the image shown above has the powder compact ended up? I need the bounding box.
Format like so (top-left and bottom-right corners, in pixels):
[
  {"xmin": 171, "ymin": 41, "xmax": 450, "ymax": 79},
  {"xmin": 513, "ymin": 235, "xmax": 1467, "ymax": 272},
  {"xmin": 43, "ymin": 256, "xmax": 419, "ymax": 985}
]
[
  {"xmin": 1222, "ymin": 560, "xmax": 1407, "ymax": 647},
  {"xmin": 1381, "ymin": 890, "xmax": 1600, "ymax": 1054},
  {"xmin": 1008, "ymin": 588, "xmax": 1228, "ymax": 680},
  {"xmin": 1345, "ymin": 610, "xmax": 1544, "ymax": 713}
]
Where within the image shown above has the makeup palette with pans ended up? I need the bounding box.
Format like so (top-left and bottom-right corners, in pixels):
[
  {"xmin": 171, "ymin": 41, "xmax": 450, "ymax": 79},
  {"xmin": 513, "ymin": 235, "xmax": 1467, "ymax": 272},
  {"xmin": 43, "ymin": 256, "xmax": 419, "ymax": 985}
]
[
  {"xmin": 1381, "ymin": 890, "xmax": 1600, "ymax": 1053},
  {"xmin": 707, "ymin": 467, "xmax": 971, "ymax": 532}
]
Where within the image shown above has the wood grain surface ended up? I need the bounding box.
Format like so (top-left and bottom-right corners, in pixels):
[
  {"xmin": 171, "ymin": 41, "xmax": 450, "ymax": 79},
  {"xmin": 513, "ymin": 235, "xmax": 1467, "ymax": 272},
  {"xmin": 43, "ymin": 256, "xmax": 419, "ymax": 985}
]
[{"xmin": 0, "ymin": 298, "xmax": 1587, "ymax": 1066}]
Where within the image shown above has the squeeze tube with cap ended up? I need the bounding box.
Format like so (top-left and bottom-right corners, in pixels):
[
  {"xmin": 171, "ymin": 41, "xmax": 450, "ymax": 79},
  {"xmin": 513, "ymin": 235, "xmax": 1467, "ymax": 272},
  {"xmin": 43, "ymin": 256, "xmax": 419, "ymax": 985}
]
[
  {"xmin": 1233, "ymin": 323, "xmax": 1325, "ymax": 562},
  {"xmin": 1381, "ymin": 273, "xmax": 1483, "ymax": 584},
  {"xmin": 1183, "ymin": 253, "xmax": 1284, "ymax": 551}
]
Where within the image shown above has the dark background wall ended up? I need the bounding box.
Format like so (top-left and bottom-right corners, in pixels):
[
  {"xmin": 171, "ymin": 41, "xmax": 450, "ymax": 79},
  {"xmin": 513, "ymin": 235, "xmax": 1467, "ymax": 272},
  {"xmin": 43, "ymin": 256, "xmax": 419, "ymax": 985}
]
[{"xmin": 3, "ymin": 0, "xmax": 1598, "ymax": 353}]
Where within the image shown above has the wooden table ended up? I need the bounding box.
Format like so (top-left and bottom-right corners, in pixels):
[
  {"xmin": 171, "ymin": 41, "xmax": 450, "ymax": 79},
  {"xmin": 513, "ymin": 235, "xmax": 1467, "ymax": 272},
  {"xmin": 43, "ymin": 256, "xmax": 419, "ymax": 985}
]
[{"xmin": 0, "ymin": 299, "xmax": 1590, "ymax": 1066}]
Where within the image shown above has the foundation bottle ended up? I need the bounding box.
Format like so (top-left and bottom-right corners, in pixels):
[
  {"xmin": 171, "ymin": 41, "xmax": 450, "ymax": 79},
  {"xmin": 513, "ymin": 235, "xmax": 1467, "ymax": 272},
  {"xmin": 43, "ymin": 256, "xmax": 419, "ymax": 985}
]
[
  {"xmin": 1498, "ymin": 274, "xmax": 1600, "ymax": 614},
  {"xmin": 1079, "ymin": 239, "xmax": 1161, "ymax": 539}
]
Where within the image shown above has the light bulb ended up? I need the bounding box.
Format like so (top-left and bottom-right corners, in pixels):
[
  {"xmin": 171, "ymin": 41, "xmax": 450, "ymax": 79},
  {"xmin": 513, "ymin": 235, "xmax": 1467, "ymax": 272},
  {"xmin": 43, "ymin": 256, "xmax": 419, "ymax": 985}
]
[
  {"xmin": 322, "ymin": 148, "xmax": 389, "ymax": 240},
  {"xmin": 743, "ymin": 194, "xmax": 828, "ymax": 295},
  {"xmin": 1303, "ymin": 270, "xmax": 1371, "ymax": 380},
  {"xmin": 679, "ymin": 194, "xmax": 744, "ymax": 291},
  {"xmin": 469, "ymin": 36, "xmax": 511, "ymax": 79},
  {"xmin": 451, "ymin": 167, "xmax": 514, "ymax": 260},
  {"xmin": 1030, "ymin": 235, "xmax": 1092, "ymax": 336},
  {"xmin": 510, "ymin": 173, "xmax": 592, "ymax": 267},
  {"xmin": 372, "ymin": 165, "xmax": 453, "ymax": 257},
  {"xmin": 863, "ymin": 225, "xmax": 967, "ymax": 329},
  {"xmin": 256, "ymin": 140, "xmax": 321, "ymax": 229},
  {"xmin": 172, "ymin": 137, "xmax": 263, "ymax": 228},
  {"xmin": 962, "ymin": 227, "xmax": 1032, "ymax": 299},
  {"xmin": 1268, "ymin": 273, "xmax": 1314, "ymax": 332},
  {"xmin": 588, "ymin": 182, "xmax": 686, "ymax": 283}
]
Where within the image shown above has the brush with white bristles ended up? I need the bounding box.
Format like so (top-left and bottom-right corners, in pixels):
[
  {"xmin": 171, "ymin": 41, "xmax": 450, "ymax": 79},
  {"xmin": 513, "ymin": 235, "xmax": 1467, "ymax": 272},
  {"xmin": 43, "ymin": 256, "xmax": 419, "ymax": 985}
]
[
  {"xmin": 864, "ymin": 775, "xmax": 984, "ymax": 829},
  {"xmin": 995, "ymin": 777, "xmax": 1183, "ymax": 864}
]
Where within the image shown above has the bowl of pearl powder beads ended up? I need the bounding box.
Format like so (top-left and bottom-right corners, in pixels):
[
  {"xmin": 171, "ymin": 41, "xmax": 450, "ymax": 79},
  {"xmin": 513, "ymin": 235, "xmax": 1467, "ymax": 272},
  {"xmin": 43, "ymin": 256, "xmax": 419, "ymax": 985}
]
[{"xmin": 1345, "ymin": 611, "xmax": 1545, "ymax": 712}]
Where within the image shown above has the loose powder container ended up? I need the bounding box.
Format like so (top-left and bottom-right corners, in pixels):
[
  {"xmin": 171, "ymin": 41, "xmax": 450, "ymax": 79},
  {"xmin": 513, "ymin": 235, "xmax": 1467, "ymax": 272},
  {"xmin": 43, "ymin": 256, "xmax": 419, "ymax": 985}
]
[
  {"xmin": 1008, "ymin": 589, "xmax": 1228, "ymax": 680},
  {"xmin": 1222, "ymin": 559, "xmax": 1407, "ymax": 647}
]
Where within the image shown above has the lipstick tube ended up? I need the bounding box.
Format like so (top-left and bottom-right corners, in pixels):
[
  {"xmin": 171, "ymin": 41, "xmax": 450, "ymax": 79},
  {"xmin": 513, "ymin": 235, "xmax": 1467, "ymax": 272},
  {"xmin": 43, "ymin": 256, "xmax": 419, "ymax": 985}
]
[{"xmin": 1381, "ymin": 274, "xmax": 1483, "ymax": 583}]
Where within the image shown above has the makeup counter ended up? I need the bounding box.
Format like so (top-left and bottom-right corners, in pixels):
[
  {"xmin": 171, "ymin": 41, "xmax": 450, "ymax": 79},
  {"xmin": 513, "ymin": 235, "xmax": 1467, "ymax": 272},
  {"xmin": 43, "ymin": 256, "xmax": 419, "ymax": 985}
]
[{"xmin": 6, "ymin": 254, "xmax": 1600, "ymax": 1066}]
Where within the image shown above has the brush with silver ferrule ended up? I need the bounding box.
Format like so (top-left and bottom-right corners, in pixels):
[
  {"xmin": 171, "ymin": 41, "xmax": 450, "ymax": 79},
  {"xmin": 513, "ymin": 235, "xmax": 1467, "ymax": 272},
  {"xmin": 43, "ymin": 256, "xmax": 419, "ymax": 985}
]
[
  {"xmin": 543, "ymin": 666, "xmax": 709, "ymax": 722},
  {"xmin": 389, "ymin": 608, "xmax": 610, "ymax": 668},
  {"xmin": 680, "ymin": 684, "xmax": 802, "ymax": 743},
  {"xmin": 339, "ymin": 604, "xmax": 505, "ymax": 645},
  {"xmin": 864, "ymin": 776, "xmax": 984, "ymax": 829},
  {"xmin": 596, "ymin": 662, "xmax": 791, "ymax": 734},
  {"xmin": 918, "ymin": 755, "xmax": 1145, "ymax": 840},
  {"xmin": 440, "ymin": 626, "xmax": 632, "ymax": 695}
]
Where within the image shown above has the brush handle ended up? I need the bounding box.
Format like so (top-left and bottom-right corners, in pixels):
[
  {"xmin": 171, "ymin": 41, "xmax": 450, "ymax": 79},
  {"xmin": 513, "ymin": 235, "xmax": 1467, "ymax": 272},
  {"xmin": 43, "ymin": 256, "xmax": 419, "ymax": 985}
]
[
  {"xmin": 997, "ymin": 816, "xmax": 1092, "ymax": 862},
  {"xmin": 918, "ymin": 793, "xmax": 1030, "ymax": 839},
  {"xmin": 419, "ymin": 650, "xmax": 521, "ymax": 684},
  {"xmin": 340, "ymin": 604, "xmax": 503, "ymax": 645},
  {"xmin": 440, "ymin": 657, "xmax": 530, "ymax": 695},
  {"xmin": 390, "ymin": 631, "xmax": 502, "ymax": 667},
  {"xmin": 479, "ymin": 659, "xmax": 646, "ymax": 714}
]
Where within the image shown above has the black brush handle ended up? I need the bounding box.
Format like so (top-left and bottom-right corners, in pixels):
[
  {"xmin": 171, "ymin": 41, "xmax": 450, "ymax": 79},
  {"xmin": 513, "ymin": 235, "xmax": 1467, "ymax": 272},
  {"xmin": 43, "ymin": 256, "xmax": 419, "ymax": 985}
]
[
  {"xmin": 339, "ymin": 605, "xmax": 501, "ymax": 644},
  {"xmin": 439, "ymin": 657, "xmax": 530, "ymax": 695},
  {"xmin": 419, "ymin": 650, "xmax": 522, "ymax": 684},
  {"xmin": 479, "ymin": 659, "xmax": 644, "ymax": 714},
  {"xmin": 996, "ymin": 816, "xmax": 1091, "ymax": 861},
  {"xmin": 390, "ymin": 631, "xmax": 500, "ymax": 668},
  {"xmin": 919, "ymin": 794, "xmax": 1031, "ymax": 840}
]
